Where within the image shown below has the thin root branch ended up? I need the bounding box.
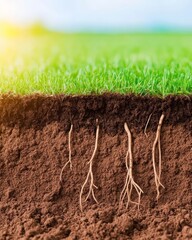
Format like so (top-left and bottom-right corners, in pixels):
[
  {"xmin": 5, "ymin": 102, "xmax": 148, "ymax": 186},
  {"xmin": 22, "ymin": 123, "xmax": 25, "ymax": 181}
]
[
  {"xmin": 152, "ymin": 114, "xmax": 165, "ymax": 200},
  {"xmin": 59, "ymin": 124, "xmax": 73, "ymax": 183},
  {"xmin": 79, "ymin": 119, "xmax": 99, "ymax": 212},
  {"xmin": 120, "ymin": 123, "xmax": 143, "ymax": 210},
  {"xmin": 144, "ymin": 113, "xmax": 152, "ymax": 137}
]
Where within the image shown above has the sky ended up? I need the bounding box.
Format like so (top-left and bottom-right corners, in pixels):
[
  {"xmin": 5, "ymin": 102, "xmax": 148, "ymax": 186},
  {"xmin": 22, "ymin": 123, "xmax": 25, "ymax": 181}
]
[{"xmin": 0, "ymin": 0, "xmax": 192, "ymax": 32}]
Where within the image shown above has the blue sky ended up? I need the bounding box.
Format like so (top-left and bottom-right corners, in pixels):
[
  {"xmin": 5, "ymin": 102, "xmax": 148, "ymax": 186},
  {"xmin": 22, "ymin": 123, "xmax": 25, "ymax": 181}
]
[{"xmin": 0, "ymin": 0, "xmax": 192, "ymax": 31}]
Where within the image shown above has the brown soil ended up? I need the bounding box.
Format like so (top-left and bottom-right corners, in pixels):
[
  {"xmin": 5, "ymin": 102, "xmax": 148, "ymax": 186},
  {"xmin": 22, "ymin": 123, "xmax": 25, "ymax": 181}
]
[{"xmin": 0, "ymin": 94, "xmax": 191, "ymax": 240}]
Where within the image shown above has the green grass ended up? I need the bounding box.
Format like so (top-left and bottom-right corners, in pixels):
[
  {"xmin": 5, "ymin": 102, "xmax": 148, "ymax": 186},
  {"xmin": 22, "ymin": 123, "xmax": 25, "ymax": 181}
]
[{"xmin": 0, "ymin": 33, "xmax": 192, "ymax": 95}]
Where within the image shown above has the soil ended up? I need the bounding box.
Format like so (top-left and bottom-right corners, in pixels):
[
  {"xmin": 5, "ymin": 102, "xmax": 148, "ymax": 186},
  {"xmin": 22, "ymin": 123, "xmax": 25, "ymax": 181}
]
[{"xmin": 0, "ymin": 94, "xmax": 191, "ymax": 240}]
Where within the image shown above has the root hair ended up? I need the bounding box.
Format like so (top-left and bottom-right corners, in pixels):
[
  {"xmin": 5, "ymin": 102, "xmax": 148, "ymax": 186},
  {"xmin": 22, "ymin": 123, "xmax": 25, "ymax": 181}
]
[
  {"xmin": 144, "ymin": 113, "xmax": 152, "ymax": 137},
  {"xmin": 120, "ymin": 123, "xmax": 143, "ymax": 210},
  {"xmin": 79, "ymin": 119, "xmax": 99, "ymax": 212},
  {"xmin": 59, "ymin": 124, "xmax": 73, "ymax": 183},
  {"xmin": 152, "ymin": 114, "xmax": 165, "ymax": 200}
]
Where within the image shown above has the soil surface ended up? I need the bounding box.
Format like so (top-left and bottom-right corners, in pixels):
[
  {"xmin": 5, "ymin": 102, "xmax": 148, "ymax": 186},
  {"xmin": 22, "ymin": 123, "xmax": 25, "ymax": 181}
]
[{"xmin": 0, "ymin": 94, "xmax": 191, "ymax": 240}]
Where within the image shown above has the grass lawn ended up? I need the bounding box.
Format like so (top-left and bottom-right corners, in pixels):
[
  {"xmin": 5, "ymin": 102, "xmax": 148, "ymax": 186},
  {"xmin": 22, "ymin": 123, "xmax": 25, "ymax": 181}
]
[{"xmin": 0, "ymin": 33, "xmax": 192, "ymax": 95}]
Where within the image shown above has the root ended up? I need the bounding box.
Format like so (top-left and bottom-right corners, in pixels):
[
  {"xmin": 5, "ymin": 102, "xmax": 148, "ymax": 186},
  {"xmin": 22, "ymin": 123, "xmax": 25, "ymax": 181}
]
[
  {"xmin": 120, "ymin": 123, "xmax": 143, "ymax": 210},
  {"xmin": 144, "ymin": 113, "xmax": 152, "ymax": 137},
  {"xmin": 59, "ymin": 124, "xmax": 73, "ymax": 183},
  {"xmin": 152, "ymin": 114, "xmax": 165, "ymax": 200},
  {"xmin": 79, "ymin": 119, "xmax": 99, "ymax": 212}
]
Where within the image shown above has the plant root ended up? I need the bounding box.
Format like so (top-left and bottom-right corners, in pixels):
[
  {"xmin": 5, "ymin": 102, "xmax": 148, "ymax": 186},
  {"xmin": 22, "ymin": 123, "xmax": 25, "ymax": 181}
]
[
  {"xmin": 152, "ymin": 114, "xmax": 165, "ymax": 200},
  {"xmin": 59, "ymin": 124, "xmax": 73, "ymax": 183},
  {"xmin": 120, "ymin": 123, "xmax": 143, "ymax": 210},
  {"xmin": 144, "ymin": 113, "xmax": 152, "ymax": 137},
  {"xmin": 79, "ymin": 119, "xmax": 99, "ymax": 212}
]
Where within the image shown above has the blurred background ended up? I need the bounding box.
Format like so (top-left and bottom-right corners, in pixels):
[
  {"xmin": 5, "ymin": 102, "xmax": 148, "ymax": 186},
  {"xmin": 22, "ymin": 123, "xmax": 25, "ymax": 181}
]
[{"xmin": 0, "ymin": 0, "xmax": 192, "ymax": 34}]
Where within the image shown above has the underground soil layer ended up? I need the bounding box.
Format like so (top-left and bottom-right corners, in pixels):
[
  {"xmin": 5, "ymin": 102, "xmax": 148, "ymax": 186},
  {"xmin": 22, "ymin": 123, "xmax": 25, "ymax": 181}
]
[{"xmin": 0, "ymin": 94, "xmax": 191, "ymax": 240}]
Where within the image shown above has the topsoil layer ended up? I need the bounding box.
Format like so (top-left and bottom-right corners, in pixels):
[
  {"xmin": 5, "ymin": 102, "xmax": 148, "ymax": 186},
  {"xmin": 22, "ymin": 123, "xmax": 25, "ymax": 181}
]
[{"xmin": 0, "ymin": 94, "xmax": 191, "ymax": 240}]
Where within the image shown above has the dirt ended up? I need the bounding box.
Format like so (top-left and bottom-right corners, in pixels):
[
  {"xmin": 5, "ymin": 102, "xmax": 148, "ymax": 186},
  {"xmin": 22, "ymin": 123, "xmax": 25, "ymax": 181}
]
[{"xmin": 0, "ymin": 94, "xmax": 191, "ymax": 240}]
